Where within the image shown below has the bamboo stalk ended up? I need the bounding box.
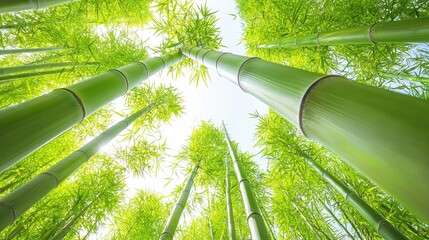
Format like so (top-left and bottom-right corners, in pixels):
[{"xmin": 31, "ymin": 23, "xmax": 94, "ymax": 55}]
[
  {"xmin": 0, "ymin": 52, "xmax": 183, "ymax": 174},
  {"xmin": 225, "ymin": 153, "xmax": 237, "ymax": 240},
  {"xmin": 258, "ymin": 17, "xmax": 429, "ymax": 48},
  {"xmin": 0, "ymin": 103, "xmax": 158, "ymax": 231},
  {"xmin": 0, "ymin": 68, "xmax": 72, "ymax": 83},
  {"xmin": 299, "ymin": 151, "xmax": 408, "ymax": 239},
  {"xmin": 159, "ymin": 164, "xmax": 199, "ymax": 240},
  {"xmin": 181, "ymin": 45, "xmax": 429, "ymax": 222},
  {"xmin": 222, "ymin": 122, "xmax": 270, "ymax": 240},
  {"xmin": 0, "ymin": 0, "xmax": 76, "ymax": 13},
  {"xmin": 290, "ymin": 201, "xmax": 322, "ymax": 240},
  {"xmin": 0, "ymin": 47, "xmax": 66, "ymax": 55},
  {"xmin": 0, "ymin": 62, "xmax": 96, "ymax": 76}
]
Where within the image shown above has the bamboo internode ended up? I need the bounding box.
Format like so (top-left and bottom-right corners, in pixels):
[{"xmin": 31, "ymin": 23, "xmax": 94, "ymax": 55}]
[
  {"xmin": 0, "ymin": 52, "xmax": 183, "ymax": 174},
  {"xmin": 0, "ymin": 103, "xmax": 158, "ymax": 231},
  {"xmin": 222, "ymin": 123, "xmax": 270, "ymax": 240},
  {"xmin": 159, "ymin": 164, "xmax": 199, "ymax": 240},
  {"xmin": 182, "ymin": 45, "xmax": 429, "ymax": 222},
  {"xmin": 0, "ymin": 0, "xmax": 76, "ymax": 13},
  {"xmin": 258, "ymin": 17, "xmax": 429, "ymax": 48}
]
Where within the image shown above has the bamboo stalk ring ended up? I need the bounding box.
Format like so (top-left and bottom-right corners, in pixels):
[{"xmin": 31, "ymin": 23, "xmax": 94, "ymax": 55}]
[
  {"xmin": 237, "ymin": 57, "xmax": 259, "ymax": 93},
  {"xmin": 57, "ymin": 88, "xmax": 86, "ymax": 122},
  {"xmin": 369, "ymin": 23, "xmax": 378, "ymax": 44}
]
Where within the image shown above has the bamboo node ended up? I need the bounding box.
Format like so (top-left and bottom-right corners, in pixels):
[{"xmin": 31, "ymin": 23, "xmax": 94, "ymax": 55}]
[
  {"xmin": 158, "ymin": 56, "xmax": 166, "ymax": 69},
  {"xmin": 41, "ymin": 171, "xmax": 60, "ymax": 186},
  {"xmin": 136, "ymin": 61, "xmax": 149, "ymax": 80},
  {"xmin": 215, "ymin": 52, "xmax": 231, "ymax": 77},
  {"xmin": 246, "ymin": 211, "xmax": 263, "ymax": 223},
  {"xmin": 57, "ymin": 88, "xmax": 86, "ymax": 122},
  {"xmin": 237, "ymin": 57, "xmax": 259, "ymax": 93},
  {"xmin": 109, "ymin": 69, "xmax": 129, "ymax": 94},
  {"xmin": 201, "ymin": 49, "xmax": 214, "ymax": 66},
  {"xmin": 0, "ymin": 201, "xmax": 16, "ymax": 221},
  {"xmin": 369, "ymin": 23, "xmax": 378, "ymax": 44}
]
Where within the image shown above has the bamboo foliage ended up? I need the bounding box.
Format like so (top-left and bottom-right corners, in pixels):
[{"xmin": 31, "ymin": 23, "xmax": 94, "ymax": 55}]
[
  {"xmin": 159, "ymin": 164, "xmax": 199, "ymax": 240},
  {"xmin": 0, "ymin": 103, "xmax": 158, "ymax": 231},
  {"xmin": 0, "ymin": 62, "xmax": 93, "ymax": 76},
  {"xmin": 0, "ymin": 52, "xmax": 183, "ymax": 174},
  {"xmin": 181, "ymin": 45, "xmax": 429, "ymax": 222},
  {"xmin": 0, "ymin": 0, "xmax": 76, "ymax": 13},
  {"xmin": 0, "ymin": 69, "xmax": 71, "ymax": 83},
  {"xmin": 222, "ymin": 123, "xmax": 270, "ymax": 240},
  {"xmin": 258, "ymin": 17, "xmax": 429, "ymax": 48}
]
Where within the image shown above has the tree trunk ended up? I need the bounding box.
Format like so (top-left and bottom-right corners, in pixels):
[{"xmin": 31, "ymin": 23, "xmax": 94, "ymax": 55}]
[
  {"xmin": 159, "ymin": 164, "xmax": 199, "ymax": 240},
  {"xmin": 258, "ymin": 17, "xmax": 429, "ymax": 48},
  {"xmin": 225, "ymin": 153, "xmax": 237, "ymax": 240},
  {"xmin": 300, "ymin": 151, "xmax": 408, "ymax": 240},
  {"xmin": 0, "ymin": 103, "xmax": 159, "ymax": 231},
  {"xmin": 0, "ymin": 52, "xmax": 182, "ymax": 174},
  {"xmin": 222, "ymin": 123, "xmax": 270, "ymax": 240},
  {"xmin": 181, "ymin": 45, "xmax": 429, "ymax": 222}
]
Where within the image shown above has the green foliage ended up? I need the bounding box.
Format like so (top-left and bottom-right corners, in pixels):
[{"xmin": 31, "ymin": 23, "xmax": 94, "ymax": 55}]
[
  {"xmin": 108, "ymin": 191, "xmax": 168, "ymax": 239},
  {"xmin": 235, "ymin": 0, "xmax": 429, "ymax": 98},
  {"xmin": 151, "ymin": 0, "xmax": 222, "ymax": 85}
]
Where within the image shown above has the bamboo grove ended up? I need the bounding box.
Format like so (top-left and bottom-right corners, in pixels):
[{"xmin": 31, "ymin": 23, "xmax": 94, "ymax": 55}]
[{"xmin": 0, "ymin": 0, "xmax": 428, "ymax": 239}]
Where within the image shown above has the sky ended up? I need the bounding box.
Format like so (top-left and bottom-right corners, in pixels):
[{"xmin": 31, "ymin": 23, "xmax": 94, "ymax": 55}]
[{"xmin": 117, "ymin": 0, "xmax": 269, "ymax": 197}]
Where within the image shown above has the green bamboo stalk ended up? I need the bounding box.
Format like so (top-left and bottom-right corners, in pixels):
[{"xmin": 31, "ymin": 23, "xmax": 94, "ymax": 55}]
[
  {"xmin": 159, "ymin": 164, "xmax": 199, "ymax": 240},
  {"xmin": 0, "ymin": 52, "xmax": 183, "ymax": 173},
  {"xmin": 258, "ymin": 17, "xmax": 429, "ymax": 48},
  {"xmin": 0, "ymin": 47, "xmax": 66, "ymax": 55},
  {"xmin": 0, "ymin": 62, "xmax": 95, "ymax": 76},
  {"xmin": 181, "ymin": 45, "xmax": 429, "ymax": 222},
  {"xmin": 299, "ymin": 151, "xmax": 408, "ymax": 239},
  {"xmin": 0, "ymin": 103, "xmax": 158, "ymax": 231},
  {"xmin": 0, "ymin": 68, "xmax": 72, "ymax": 83},
  {"xmin": 49, "ymin": 196, "xmax": 98, "ymax": 240},
  {"xmin": 0, "ymin": 0, "xmax": 77, "ymax": 13},
  {"xmin": 225, "ymin": 153, "xmax": 237, "ymax": 240},
  {"xmin": 222, "ymin": 123, "xmax": 270, "ymax": 240}
]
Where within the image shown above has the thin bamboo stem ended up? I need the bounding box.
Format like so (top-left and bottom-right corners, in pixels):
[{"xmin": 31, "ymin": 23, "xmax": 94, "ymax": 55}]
[
  {"xmin": 0, "ymin": 52, "xmax": 183, "ymax": 174},
  {"xmin": 0, "ymin": 103, "xmax": 158, "ymax": 231},
  {"xmin": 290, "ymin": 201, "xmax": 322, "ymax": 240},
  {"xmin": 0, "ymin": 68, "xmax": 72, "ymax": 83},
  {"xmin": 258, "ymin": 17, "xmax": 429, "ymax": 48},
  {"xmin": 0, "ymin": 47, "xmax": 66, "ymax": 55},
  {"xmin": 222, "ymin": 122, "xmax": 270, "ymax": 240},
  {"xmin": 159, "ymin": 164, "xmax": 199, "ymax": 240},
  {"xmin": 0, "ymin": 62, "xmax": 96, "ymax": 76},
  {"xmin": 225, "ymin": 153, "xmax": 237, "ymax": 240},
  {"xmin": 0, "ymin": 0, "xmax": 76, "ymax": 13},
  {"xmin": 298, "ymin": 151, "xmax": 408, "ymax": 240},
  {"xmin": 181, "ymin": 45, "xmax": 429, "ymax": 222}
]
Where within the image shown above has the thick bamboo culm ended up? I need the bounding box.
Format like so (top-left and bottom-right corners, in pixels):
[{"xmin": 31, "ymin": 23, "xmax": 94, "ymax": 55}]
[
  {"xmin": 258, "ymin": 17, "xmax": 429, "ymax": 48},
  {"xmin": 225, "ymin": 153, "xmax": 237, "ymax": 240},
  {"xmin": 0, "ymin": 47, "xmax": 66, "ymax": 55},
  {"xmin": 0, "ymin": 52, "xmax": 183, "ymax": 174},
  {"xmin": 298, "ymin": 152, "xmax": 408, "ymax": 240},
  {"xmin": 181, "ymin": 45, "xmax": 429, "ymax": 222},
  {"xmin": 159, "ymin": 164, "xmax": 199, "ymax": 240},
  {"xmin": 0, "ymin": 0, "xmax": 76, "ymax": 13},
  {"xmin": 222, "ymin": 123, "xmax": 270, "ymax": 240},
  {"xmin": 0, "ymin": 103, "xmax": 158, "ymax": 231}
]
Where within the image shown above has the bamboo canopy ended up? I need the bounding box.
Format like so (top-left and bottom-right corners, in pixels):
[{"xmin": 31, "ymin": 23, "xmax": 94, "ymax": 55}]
[
  {"xmin": 225, "ymin": 153, "xmax": 237, "ymax": 240},
  {"xmin": 222, "ymin": 123, "xmax": 270, "ymax": 240},
  {"xmin": 258, "ymin": 17, "xmax": 429, "ymax": 48},
  {"xmin": 159, "ymin": 164, "xmax": 199, "ymax": 240},
  {"xmin": 0, "ymin": 52, "xmax": 183, "ymax": 174},
  {"xmin": 181, "ymin": 45, "xmax": 429, "ymax": 222},
  {"xmin": 0, "ymin": 62, "xmax": 93, "ymax": 76},
  {"xmin": 0, "ymin": 103, "xmax": 158, "ymax": 231},
  {"xmin": 0, "ymin": 69, "xmax": 72, "ymax": 83},
  {"xmin": 0, "ymin": 0, "xmax": 76, "ymax": 13},
  {"xmin": 298, "ymin": 152, "xmax": 408, "ymax": 240}
]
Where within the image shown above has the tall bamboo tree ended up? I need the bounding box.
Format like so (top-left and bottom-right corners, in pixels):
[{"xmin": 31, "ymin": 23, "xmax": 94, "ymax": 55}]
[
  {"xmin": 0, "ymin": 47, "xmax": 65, "ymax": 55},
  {"xmin": 0, "ymin": 0, "xmax": 76, "ymax": 13},
  {"xmin": 225, "ymin": 153, "xmax": 237, "ymax": 240},
  {"xmin": 0, "ymin": 52, "xmax": 183, "ymax": 173},
  {"xmin": 159, "ymin": 163, "xmax": 199, "ymax": 240},
  {"xmin": 222, "ymin": 123, "xmax": 270, "ymax": 239},
  {"xmin": 298, "ymin": 151, "xmax": 408, "ymax": 239},
  {"xmin": 0, "ymin": 69, "xmax": 72, "ymax": 83},
  {"xmin": 0, "ymin": 103, "xmax": 158, "ymax": 231},
  {"xmin": 0, "ymin": 62, "xmax": 94, "ymax": 76},
  {"xmin": 258, "ymin": 17, "xmax": 429, "ymax": 48},
  {"xmin": 182, "ymin": 45, "xmax": 429, "ymax": 222}
]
